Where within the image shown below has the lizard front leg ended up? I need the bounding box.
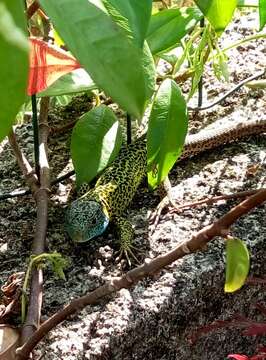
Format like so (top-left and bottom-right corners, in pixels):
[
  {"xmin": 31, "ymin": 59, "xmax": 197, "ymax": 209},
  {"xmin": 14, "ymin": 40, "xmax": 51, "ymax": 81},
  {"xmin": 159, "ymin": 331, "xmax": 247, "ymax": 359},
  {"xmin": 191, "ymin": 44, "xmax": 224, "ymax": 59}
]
[
  {"xmin": 113, "ymin": 216, "xmax": 139, "ymax": 265},
  {"xmin": 150, "ymin": 176, "xmax": 180, "ymax": 232}
]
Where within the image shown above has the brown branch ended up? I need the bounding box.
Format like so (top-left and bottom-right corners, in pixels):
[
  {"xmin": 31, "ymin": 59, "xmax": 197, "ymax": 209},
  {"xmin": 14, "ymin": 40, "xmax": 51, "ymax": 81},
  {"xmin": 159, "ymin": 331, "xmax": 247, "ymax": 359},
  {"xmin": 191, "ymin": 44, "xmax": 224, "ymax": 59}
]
[
  {"xmin": 169, "ymin": 188, "xmax": 263, "ymax": 213},
  {"xmin": 16, "ymin": 189, "xmax": 266, "ymax": 359},
  {"xmin": 50, "ymin": 119, "xmax": 78, "ymax": 136},
  {"xmin": 8, "ymin": 128, "xmax": 39, "ymax": 193},
  {"xmin": 20, "ymin": 97, "xmax": 51, "ymax": 345}
]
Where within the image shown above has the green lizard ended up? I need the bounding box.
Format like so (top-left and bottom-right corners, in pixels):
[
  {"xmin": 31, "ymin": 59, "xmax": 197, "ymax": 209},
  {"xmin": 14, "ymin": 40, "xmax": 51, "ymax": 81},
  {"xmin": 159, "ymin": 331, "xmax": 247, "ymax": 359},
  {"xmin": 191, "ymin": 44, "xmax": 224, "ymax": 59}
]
[
  {"xmin": 65, "ymin": 119, "xmax": 266, "ymax": 261},
  {"xmin": 65, "ymin": 137, "xmax": 146, "ymax": 261}
]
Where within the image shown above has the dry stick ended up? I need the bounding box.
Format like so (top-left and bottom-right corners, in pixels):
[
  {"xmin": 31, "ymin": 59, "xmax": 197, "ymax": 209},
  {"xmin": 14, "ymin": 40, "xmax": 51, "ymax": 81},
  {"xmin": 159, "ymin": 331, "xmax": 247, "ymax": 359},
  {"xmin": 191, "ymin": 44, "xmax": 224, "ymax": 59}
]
[
  {"xmin": 20, "ymin": 97, "xmax": 51, "ymax": 345},
  {"xmin": 16, "ymin": 189, "xmax": 266, "ymax": 360},
  {"xmin": 169, "ymin": 188, "xmax": 263, "ymax": 213},
  {"xmin": 49, "ymin": 119, "xmax": 78, "ymax": 136},
  {"xmin": 8, "ymin": 129, "xmax": 39, "ymax": 193}
]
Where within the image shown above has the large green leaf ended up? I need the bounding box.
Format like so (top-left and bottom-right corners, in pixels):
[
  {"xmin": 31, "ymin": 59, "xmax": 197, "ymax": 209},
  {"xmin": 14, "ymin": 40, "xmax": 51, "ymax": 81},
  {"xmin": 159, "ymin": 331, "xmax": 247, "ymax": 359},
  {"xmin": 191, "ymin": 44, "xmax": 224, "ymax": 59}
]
[
  {"xmin": 146, "ymin": 7, "xmax": 202, "ymax": 55},
  {"xmin": 38, "ymin": 69, "xmax": 97, "ymax": 97},
  {"xmin": 259, "ymin": 0, "xmax": 266, "ymax": 30},
  {"xmin": 0, "ymin": 0, "xmax": 28, "ymax": 142},
  {"xmin": 40, "ymin": 0, "xmax": 155, "ymax": 119},
  {"xmin": 225, "ymin": 238, "xmax": 250, "ymax": 293},
  {"xmin": 71, "ymin": 105, "xmax": 123, "ymax": 187},
  {"xmin": 147, "ymin": 79, "xmax": 188, "ymax": 189},
  {"xmin": 102, "ymin": 0, "xmax": 152, "ymax": 47},
  {"xmin": 194, "ymin": 0, "xmax": 237, "ymax": 33}
]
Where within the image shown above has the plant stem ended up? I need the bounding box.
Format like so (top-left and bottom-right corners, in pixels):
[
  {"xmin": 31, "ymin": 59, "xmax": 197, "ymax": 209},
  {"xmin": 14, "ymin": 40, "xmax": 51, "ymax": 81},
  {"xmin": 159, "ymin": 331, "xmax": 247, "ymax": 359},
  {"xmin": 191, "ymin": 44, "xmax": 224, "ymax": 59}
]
[
  {"xmin": 31, "ymin": 94, "xmax": 40, "ymax": 179},
  {"xmin": 222, "ymin": 33, "xmax": 266, "ymax": 53},
  {"xmin": 126, "ymin": 113, "xmax": 132, "ymax": 145},
  {"xmin": 197, "ymin": 18, "xmax": 205, "ymax": 108}
]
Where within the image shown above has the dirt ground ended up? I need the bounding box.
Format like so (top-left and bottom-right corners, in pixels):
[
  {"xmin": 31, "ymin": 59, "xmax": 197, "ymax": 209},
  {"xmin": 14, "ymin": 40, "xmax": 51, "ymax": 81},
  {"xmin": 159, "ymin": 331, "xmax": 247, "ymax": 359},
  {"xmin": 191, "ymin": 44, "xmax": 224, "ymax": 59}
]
[{"xmin": 0, "ymin": 8, "xmax": 266, "ymax": 360}]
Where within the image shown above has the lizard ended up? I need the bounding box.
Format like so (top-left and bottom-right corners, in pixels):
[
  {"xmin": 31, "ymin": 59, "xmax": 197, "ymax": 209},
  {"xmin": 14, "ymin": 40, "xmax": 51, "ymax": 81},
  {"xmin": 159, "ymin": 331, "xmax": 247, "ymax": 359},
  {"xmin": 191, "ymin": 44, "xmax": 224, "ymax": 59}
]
[{"xmin": 65, "ymin": 119, "xmax": 266, "ymax": 261}]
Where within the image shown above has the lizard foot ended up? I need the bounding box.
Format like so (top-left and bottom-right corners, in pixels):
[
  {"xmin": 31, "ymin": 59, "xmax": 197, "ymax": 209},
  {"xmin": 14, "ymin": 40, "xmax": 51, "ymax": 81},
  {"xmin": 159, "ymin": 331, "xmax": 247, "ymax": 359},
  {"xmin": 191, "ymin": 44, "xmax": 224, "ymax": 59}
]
[
  {"xmin": 149, "ymin": 195, "xmax": 181, "ymax": 234},
  {"xmin": 149, "ymin": 176, "xmax": 181, "ymax": 234},
  {"xmin": 115, "ymin": 245, "xmax": 141, "ymax": 267}
]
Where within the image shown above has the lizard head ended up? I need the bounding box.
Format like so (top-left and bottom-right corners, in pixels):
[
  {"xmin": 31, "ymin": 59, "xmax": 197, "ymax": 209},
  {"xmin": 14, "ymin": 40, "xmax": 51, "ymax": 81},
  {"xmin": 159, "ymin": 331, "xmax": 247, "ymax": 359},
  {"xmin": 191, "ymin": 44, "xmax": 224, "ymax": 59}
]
[{"xmin": 65, "ymin": 199, "xmax": 109, "ymax": 242}]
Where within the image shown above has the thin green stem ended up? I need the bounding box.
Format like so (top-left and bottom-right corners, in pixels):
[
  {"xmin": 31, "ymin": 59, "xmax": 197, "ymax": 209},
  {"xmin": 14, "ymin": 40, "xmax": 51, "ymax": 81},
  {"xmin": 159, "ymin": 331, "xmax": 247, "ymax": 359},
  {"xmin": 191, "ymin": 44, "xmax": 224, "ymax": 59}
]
[{"xmin": 222, "ymin": 33, "xmax": 266, "ymax": 53}]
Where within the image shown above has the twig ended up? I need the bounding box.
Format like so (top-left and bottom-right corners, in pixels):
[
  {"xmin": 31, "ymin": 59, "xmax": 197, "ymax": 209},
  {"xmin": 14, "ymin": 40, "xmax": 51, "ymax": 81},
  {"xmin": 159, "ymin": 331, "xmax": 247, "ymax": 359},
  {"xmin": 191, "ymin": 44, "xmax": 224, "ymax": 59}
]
[
  {"xmin": 21, "ymin": 97, "xmax": 51, "ymax": 345},
  {"xmin": 50, "ymin": 119, "xmax": 78, "ymax": 135},
  {"xmin": 0, "ymin": 170, "xmax": 75, "ymax": 201},
  {"xmin": 16, "ymin": 189, "xmax": 266, "ymax": 359},
  {"xmin": 8, "ymin": 128, "xmax": 39, "ymax": 193},
  {"xmin": 246, "ymin": 277, "xmax": 266, "ymax": 286},
  {"xmin": 169, "ymin": 188, "xmax": 263, "ymax": 213},
  {"xmin": 189, "ymin": 69, "xmax": 265, "ymax": 111}
]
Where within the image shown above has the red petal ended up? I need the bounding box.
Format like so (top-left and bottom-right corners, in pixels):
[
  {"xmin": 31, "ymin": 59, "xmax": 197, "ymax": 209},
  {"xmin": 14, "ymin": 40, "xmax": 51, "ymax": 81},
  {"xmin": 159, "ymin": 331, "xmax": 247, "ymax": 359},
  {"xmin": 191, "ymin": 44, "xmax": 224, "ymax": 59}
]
[
  {"xmin": 228, "ymin": 355, "xmax": 250, "ymax": 360},
  {"xmin": 27, "ymin": 38, "xmax": 80, "ymax": 95}
]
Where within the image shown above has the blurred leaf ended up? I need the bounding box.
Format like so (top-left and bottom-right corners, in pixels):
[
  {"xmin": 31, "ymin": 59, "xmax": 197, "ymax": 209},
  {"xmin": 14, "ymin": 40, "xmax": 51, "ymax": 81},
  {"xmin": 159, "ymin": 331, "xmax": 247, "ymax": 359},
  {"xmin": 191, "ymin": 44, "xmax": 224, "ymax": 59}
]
[
  {"xmin": 237, "ymin": 0, "xmax": 258, "ymax": 6},
  {"xmin": 146, "ymin": 7, "xmax": 202, "ymax": 55},
  {"xmin": 103, "ymin": 0, "xmax": 152, "ymax": 47},
  {"xmin": 194, "ymin": 0, "xmax": 237, "ymax": 33},
  {"xmin": 38, "ymin": 69, "xmax": 97, "ymax": 97},
  {"xmin": 0, "ymin": 0, "xmax": 28, "ymax": 142},
  {"xmin": 50, "ymin": 95, "xmax": 74, "ymax": 107},
  {"xmin": 0, "ymin": 326, "xmax": 19, "ymax": 359},
  {"xmin": 225, "ymin": 238, "xmax": 250, "ymax": 293},
  {"xmin": 259, "ymin": 0, "xmax": 266, "ymax": 30},
  {"xmin": 147, "ymin": 79, "xmax": 188, "ymax": 189},
  {"xmin": 71, "ymin": 105, "xmax": 123, "ymax": 187},
  {"xmin": 245, "ymin": 79, "xmax": 266, "ymax": 89},
  {"xmin": 52, "ymin": 28, "xmax": 65, "ymax": 47},
  {"xmin": 40, "ymin": 0, "xmax": 155, "ymax": 118}
]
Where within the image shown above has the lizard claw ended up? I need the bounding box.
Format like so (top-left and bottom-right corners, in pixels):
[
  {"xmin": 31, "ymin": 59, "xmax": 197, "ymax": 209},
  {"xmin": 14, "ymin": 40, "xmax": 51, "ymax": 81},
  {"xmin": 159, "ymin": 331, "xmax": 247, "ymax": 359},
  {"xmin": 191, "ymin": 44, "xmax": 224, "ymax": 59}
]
[
  {"xmin": 149, "ymin": 195, "xmax": 181, "ymax": 234},
  {"xmin": 115, "ymin": 244, "xmax": 143, "ymax": 267}
]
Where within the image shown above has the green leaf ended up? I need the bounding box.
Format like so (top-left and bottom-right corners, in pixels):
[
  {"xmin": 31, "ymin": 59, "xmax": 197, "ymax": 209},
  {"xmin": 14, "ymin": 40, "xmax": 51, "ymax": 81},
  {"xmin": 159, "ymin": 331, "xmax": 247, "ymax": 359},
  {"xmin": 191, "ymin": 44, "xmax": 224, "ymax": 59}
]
[
  {"xmin": 38, "ymin": 69, "xmax": 97, "ymax": 97},
  {"xmin": 40, "ymin": 0, "xmax": 156, "ymax": 118},
  {"xmin": 146, "ymin": 7, "xmax": 202, "ymax": 55},
  {"xmin": 0, "ymin": 0, "xmax": 29, "ymax": 142},
  {"xmin": 194, "ymin": 0, "xmax": 237, "ymax": 33},
  {"xmin": 71, "ymin": 105, "xmax": 123, "ymax": 187},
  {"xmin": 237, "ymin": 0, "xmax": 258, "ymax": 7},
  {"xmin": 259, "ymin": 0, "xmax": 266, "ymax": 30},
  {"xmin": 147, "ymin": 79, "xmax": 188, "ymax": 189},
  {"xmin": 224, "ymin": 238, "xmax": 250, "ymax": 293},
  {"xmin": 102, "ymin": 0, "xmax": 152, "ymax": 47},
  {"xmin": 245, "ymin": 79, "xmax": 266, "ymax": 89}
]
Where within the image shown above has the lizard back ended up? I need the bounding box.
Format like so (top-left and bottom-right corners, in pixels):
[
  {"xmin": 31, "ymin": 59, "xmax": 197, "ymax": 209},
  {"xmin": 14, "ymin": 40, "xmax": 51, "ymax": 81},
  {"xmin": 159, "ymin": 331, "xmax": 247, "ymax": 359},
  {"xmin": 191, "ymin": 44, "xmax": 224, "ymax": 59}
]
[{"xmin": 85, "ymin": 137, "xmax": 146, "ymax": 218}]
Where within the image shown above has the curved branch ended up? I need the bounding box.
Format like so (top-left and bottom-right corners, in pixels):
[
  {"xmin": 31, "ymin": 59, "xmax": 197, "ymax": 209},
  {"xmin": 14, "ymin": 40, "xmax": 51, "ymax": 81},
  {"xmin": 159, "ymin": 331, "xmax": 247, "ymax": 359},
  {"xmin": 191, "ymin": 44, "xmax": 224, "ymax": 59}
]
[{"xmin": 16, "ymin": 189, "xmax": 266, "ymax": 359}]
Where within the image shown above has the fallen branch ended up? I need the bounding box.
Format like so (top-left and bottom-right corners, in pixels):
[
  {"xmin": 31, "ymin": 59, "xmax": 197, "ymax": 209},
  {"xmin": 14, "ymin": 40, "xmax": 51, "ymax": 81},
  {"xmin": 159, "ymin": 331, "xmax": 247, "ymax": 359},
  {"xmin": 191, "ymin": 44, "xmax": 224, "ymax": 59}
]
[
  {"xmin": 169, "ymin": 188, "xmax": 263, "ymax": 213},
  {"xmin": 16, "ymin": 189, "xmax": 266, "ymax": 359}
]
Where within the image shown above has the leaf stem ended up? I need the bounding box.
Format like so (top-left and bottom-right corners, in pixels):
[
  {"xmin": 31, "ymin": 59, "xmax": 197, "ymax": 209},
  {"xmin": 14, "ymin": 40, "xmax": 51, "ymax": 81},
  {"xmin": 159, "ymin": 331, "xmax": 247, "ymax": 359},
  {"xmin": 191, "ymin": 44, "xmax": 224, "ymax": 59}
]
[{"xmin": 222, "ymin": 33, "xmax": 266, "ymax": 53}]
